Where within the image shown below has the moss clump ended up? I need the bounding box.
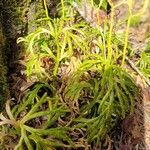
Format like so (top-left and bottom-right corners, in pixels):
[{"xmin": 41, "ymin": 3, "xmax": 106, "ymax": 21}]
[{"xmin": 0, "ymin": 23, "xmax": 9, "ymax": 111}]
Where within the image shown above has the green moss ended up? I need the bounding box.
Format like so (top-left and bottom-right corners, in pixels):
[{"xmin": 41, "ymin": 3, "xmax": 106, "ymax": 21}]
[{"xmin": 0, "ymin": 26, "xmax": 9, "ymax": 111}]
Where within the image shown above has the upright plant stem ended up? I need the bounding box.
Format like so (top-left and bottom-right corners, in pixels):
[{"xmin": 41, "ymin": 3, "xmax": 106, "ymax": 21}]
[
  {"xmin": 107, "ymin": 3, "xmax": 114, "ymax": 65},
  {"xmin": 121, "ymin": 0, "xmax": 133, "ymax": 66},
  {"xmin": 91, "ymin": 0, "xmax": 94, "ymax": 6},
  {"xmin": 121, "ymin": 0, "xmax": 148, "ymax": 66},
  {"xmin": 53, "ymin": 41, "xmax": 60, "ymax": 76},
  {"xmin": 61, "ymin": 0, "xmax": 65, "ymax": 18},
  {"xmin": 43, "ymin": 0, "xmax": 49, "ymax": 18},
  {"xmin": 121, "ymin": 15, "xmax": 131, "ymax": 66}
]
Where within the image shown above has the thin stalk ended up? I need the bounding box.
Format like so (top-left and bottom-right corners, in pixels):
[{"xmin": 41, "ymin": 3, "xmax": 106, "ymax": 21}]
[
  {"xmin": 107, "ymin": 3, "xmax": 114, "ymax": 65},
  {"xmin": 132, "ymin": 0, "xmax": 149, "ymax": 18},
  {"xmin": 135, "ymin": 0, "xmax": 149, "ymax": 16},
  {"xmin": 43, "ymin": 0, "xmax": 49, "ymax": 18},
  {"xmin": 53, "ymin": 41, "xmax": 60, "ymax": 76},
  {"xmin": 121, "ymin": 0, "xmax": 133, "ymax": 66},
  {"xmin": 121, "ymin": 15, "xmax": 131, "ymax": 66},
  {"xmin": 61, "ymin": 0, "xmax": 65, "ymax": 18},
  {"xmin": 103, "ymin": 22, "xmax": 107, "ymax": 60},
  {"xmin": 122, "ymin": 0, "xmax": 148, "ymax": 66},
  {"xmin": 90, "ymin": 0, "xmax": 94, "ymax": 6},
  {"xmin": 99, "ymin": 29, "xmax": 106, "ymax": 59}
]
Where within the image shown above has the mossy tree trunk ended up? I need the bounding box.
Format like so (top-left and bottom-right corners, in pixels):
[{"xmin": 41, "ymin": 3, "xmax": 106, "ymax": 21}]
[
  {"xmin": 0, "ymin": 0, "xmax": 60, "ymax": 111},
  {"xmin": 0, "ymin": 21, "xmax": 9, "ymax": 111},
  {"xmin": 0, "ymin": 0, "xmax": 47, "ymax": 110}
]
